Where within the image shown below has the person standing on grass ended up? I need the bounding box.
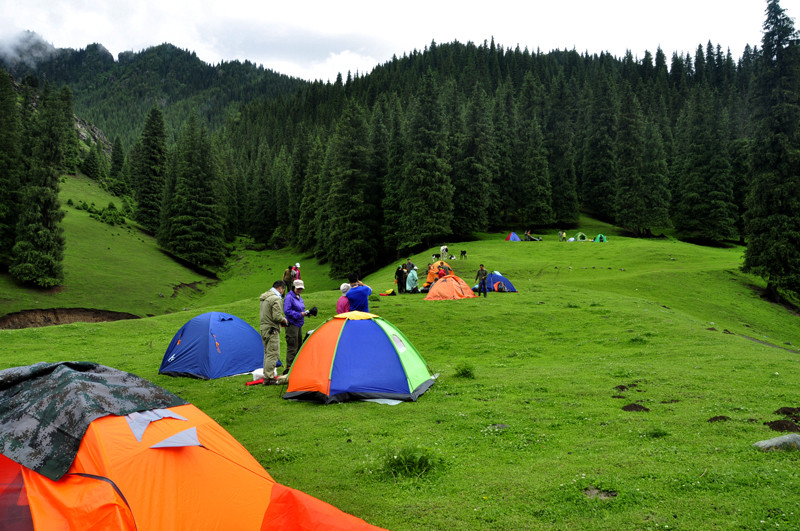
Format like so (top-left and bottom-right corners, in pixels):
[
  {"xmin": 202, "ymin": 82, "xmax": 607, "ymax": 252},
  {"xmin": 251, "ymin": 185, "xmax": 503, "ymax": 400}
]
[
  {"xmin": 406, "ymin": 266, "xmax": 419, "ymax": 293},
  {"xmin": 395, "ymin": 265, "xmax": 406, "ymax": 294},
  {"xmin": 337, "ymin": 283, "xmax": 351, "ymax": 314},
  {"xmin": 475, "ymin": 264, "xmax": 489, "ymax": 298},
  {"xmin": 283, "ymin": 279, "xmax": 311, "ymax": 374},
  {"xmin": 259, "ymin": 280, "xmax": 288, "ymax": 385},
  {"xmin": 282, "ymin": 265, "xmax": 294, "ymax": 287},
  {"xmin": 346, "ymin": 273, "xmax": 372, "ymax": 312}
]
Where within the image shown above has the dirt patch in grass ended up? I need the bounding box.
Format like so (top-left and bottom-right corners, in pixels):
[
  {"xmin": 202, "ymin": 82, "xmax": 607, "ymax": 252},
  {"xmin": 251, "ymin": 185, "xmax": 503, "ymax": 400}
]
[
  {"xmin": 0, "ymin": 308, "xmax": 140, "ymax": 330},
  {"xmin": 583, "ymin": 486, "xmax": 617, "ymax": 500},
  {"xmin": 764, "ymin": 419, "xmax": 800, "ymax": 433},
  {"xmin": 622, "ymin": 403, "xmax": 649, "ymax": 412},
  {"xmin": 707, "ymin": 415, "xmax": 730, "ymax": 423}
]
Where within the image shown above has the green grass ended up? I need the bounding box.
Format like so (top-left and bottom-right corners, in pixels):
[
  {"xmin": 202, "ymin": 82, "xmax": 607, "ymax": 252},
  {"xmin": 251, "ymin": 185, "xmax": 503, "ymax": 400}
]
[
  {"xmin": 0, "ymin": 174, "xmax": 210, "ymax": 317},
  {"xmin": 2, "ymin": 177, "xmax": 800, "ymax": 529}
]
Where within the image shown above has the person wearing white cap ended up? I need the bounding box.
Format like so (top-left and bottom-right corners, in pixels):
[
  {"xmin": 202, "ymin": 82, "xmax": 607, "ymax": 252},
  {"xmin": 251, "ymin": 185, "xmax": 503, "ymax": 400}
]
[
  {"xmin": 292, "ymin": 262, "xmax": 301, "ymax": 280},
  {"xmin": 336, "ymin": 283, "xmax": 351, "ymax": 314},
  {"xmin": 283, "ymin": 279, "xmax": 311, "ymax": 373}
]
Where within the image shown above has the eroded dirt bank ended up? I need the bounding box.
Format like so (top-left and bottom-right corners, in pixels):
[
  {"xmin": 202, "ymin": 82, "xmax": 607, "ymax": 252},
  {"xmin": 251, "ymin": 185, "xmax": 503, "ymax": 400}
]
[{"xmin": 0, "ymin": 308, "xmax": 140, "ymax": 330}]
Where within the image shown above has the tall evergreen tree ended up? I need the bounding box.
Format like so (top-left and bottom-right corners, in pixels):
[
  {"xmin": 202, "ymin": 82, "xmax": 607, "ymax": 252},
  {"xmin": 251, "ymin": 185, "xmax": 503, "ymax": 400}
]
[
  {"xmin": 398, "ymin": 70, "xmax": 453, "ymax": 249},
  {"xmin": 516, "ymin": 72, "xmax": 552, "ymax": 226},
  {"xmin": 451, "ymin": 84, "xmax": 493, "ymax": 236},
  {"xmin": 744, "ymin": 0, "xmax": 800, "ymax": 297},
  {"xmin": 108, "ymin": 136, "xmax": 127, "ymax": 196},
  {"xmin": 159, "ymin": 114, "xmax": 226, "ymax": 268},
  {"xmin": 296, "ymin": 133, "xmax": 325, "ymax": 253},
  {"xmin": 581, "ymin": 73, "xmax": 620, "ymax": 220},
  {"xmin": 132, "ymin": 107, "xmax": 167, "ymax": 232},
  {"xmin": 0, "ymin": 69, "xmax": 21, "ymax": 268},
  {"xmin": 544, "ymin": 71, "xmax": 580, "ymax": 226},
  {"xmin": 673, "ymin": 85, "xmax": 737, "ymax": 241},
  {"xmin": 323, "ymin": 101, "xmax": 380, "ymax": 277},
  {"xmin": 10, "ymin": 88, "xmax": 67, "ymax": 287}
]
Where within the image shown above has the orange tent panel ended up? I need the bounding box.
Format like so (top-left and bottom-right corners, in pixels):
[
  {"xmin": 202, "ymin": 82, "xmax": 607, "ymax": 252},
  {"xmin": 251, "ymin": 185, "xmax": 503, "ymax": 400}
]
[{"xmin": 424, "ymin": 274, "xmax": 477, "ymax": 300}]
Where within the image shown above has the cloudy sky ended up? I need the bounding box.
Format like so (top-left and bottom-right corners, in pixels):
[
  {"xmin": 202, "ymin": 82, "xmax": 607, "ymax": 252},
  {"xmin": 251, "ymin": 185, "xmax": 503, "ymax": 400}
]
[{"xmin": 1, "ymin": 0, "xmax": 799, "ymax": 82}]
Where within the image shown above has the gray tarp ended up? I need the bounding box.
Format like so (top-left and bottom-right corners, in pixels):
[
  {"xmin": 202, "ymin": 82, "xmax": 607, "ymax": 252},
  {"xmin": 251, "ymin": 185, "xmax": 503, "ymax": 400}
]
[{"xmin": 0, "ymin": 361, "xmax": 186, "ymax": 480}]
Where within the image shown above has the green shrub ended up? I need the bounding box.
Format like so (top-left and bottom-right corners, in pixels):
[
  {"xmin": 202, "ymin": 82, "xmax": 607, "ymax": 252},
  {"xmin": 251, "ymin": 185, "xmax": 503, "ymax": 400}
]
[
  {"xmin": 454, "ymin": 361, "xmax": 475, "ymax": 379},
  {"xmin": 380, "ymin": 445, "xmax": 444, "ymax": 479}
]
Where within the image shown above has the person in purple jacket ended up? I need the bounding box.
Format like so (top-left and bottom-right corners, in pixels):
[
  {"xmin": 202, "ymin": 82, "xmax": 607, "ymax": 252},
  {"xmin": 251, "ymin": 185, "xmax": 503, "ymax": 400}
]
[{"xmin": 283, "ymin": 279, "xmax": 311, "ymax": 374}]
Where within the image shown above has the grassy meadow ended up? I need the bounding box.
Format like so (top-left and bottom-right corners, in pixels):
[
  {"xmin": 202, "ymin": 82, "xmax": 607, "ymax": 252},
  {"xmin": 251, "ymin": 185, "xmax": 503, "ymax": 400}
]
[{"xmin": 2, "ymin": 179, "xmax": 800, "ymax": 529}]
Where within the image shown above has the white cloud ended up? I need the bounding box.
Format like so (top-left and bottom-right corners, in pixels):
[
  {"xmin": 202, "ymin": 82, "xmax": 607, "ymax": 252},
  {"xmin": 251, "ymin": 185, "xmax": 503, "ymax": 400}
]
[{"xmin": 2, "ymin": 0, "xmax": 800, "ymax": 81}]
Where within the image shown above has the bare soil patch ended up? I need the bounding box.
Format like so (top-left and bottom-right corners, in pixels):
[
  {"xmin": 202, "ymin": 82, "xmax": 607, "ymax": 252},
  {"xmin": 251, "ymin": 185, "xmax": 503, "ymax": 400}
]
[
  {"xmin": 0, "ymin": 308, "xmax": 139, "ymax": 330},
  {"xmin": 583, "ymin": 486, "xmax": 617, "ymax": 500},
  {"xmin": 764, "ymin": 420, "xmax": 800, "ymax": 433},
  {"xmin": 707, "ymin": 416, "xmax": 730, "ymax": 423},
  {"xmin": 622, "ymin": 403, "xmax": 649, "ymax": 412}
]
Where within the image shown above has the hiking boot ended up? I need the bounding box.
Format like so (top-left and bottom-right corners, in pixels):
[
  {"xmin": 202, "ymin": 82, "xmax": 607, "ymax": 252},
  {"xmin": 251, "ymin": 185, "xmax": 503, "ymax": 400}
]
[{"xmin": 263, "ymin": 377, "xmax": 278, "ymax": 386}]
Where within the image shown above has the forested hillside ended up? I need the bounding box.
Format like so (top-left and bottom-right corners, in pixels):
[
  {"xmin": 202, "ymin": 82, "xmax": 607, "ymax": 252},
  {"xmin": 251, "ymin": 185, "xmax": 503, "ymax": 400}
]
[
  {"xmin": 1, "ymin": 1, "xmax": 798, "ymax": 300},
  {"xmin": 0, "ymin": 32, "xmax": 306, "ymax": 148}
]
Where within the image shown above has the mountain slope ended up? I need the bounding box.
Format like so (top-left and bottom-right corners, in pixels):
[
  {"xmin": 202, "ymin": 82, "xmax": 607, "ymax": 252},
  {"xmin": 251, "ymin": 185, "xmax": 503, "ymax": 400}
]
[{"xmin": 0, "ymin": 32, "xmax": 306, "ymax": 148}]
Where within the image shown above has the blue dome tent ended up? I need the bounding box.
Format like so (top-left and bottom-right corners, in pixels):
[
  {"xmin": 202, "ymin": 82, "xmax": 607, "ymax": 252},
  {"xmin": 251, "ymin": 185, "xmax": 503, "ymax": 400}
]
[
  {"xmin": 159, "ymin": 312, "xmax": 271, "ymax": 379},
  {"xmin": 473, "ymin": 271, "xmax": 517, "ymax": 292}
]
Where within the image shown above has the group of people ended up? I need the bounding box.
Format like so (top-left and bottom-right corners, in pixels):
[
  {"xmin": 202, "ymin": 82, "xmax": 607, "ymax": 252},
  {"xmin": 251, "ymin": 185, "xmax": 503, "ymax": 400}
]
[
  {"xmin": 259, "ymin": 269, "xmax": 372, "ymax": 386},
  {"xmin": 393, "ymin": 258, "xmax": 420, "ymax": 294}
]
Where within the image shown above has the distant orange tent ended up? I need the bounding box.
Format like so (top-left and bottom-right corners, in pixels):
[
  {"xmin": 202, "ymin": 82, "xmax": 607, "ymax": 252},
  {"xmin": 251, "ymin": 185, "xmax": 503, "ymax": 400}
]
[
  {"xmin": 423, "ymin": 260, "xmax": 453, "ymax": 287},
  {"xmin": 424, "ymin": 274, "xmax": 477, "ymax": 300},
  {"xmin": 0, "ymin": 362, "xmax": 383, "ymax": 530}
]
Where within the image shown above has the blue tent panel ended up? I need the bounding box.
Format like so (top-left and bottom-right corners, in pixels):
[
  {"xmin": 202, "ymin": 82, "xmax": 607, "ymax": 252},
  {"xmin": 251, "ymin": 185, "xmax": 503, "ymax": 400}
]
[
  {"xmin": 507, "ymin": 232, "xmax": 521, "ymax": 241},
  {"xmin": 159, "ymin": 312, "xmax": 266, "ymax": 379},
  {"xmin": 329, "ymin": 320, "xmax": 409, "ymax": 396},
  {"xmin": 473, "ymin": 272, "xmax": 517, "ymax": 292}
]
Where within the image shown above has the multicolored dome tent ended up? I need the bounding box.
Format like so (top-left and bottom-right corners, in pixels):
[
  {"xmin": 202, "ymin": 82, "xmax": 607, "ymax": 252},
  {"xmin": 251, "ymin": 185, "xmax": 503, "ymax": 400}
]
[
  {"xmin": 0, "ymin": 362, "xmax": 382, "ymax": 530},
  {"xmin": 159, "ymin": 311, "xmax": 272, "ymax": 379},
  {"xmin": 425, "ymin": 274, "xmax": 478, "ymax": 300},
  {"xmin": 505, "ymin": 231, "xmax": 522, "ymax": 241},
  {"xmin": 472, "ymin": 271, "xmax": 517, "ymax": 292},
  {"xmin": 283, "ymin": 312, "xmax": 435, "ymax": 404}
]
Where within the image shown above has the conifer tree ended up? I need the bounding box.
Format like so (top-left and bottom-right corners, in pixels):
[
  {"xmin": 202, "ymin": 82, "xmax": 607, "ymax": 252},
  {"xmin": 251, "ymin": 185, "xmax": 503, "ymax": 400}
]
[
  {"xmin": 323, "ymin": 101, "xmax": 380, "ymax": 277},
  {"xmin": 744, "ymin": 0, "xmax": 800, "ymax": 297},
  {"xmin": 132, "ymin": 107, "xmax": 167, "ymax": 232},
  {"xmin": 380, "ymin": 94, "xmax": 406, "ymax": 252},
  {"xmin": 108, "ymin": 136, "xmax": 127, "ymax": 196},
  {"xmin": 398, "ymin": 70, "xmax": 453, "ymax": 248},
  {"xmin": 582, "ymin": 73, "xmax": 620, "ymax": 220},
  {"xmin": 56, "ymin": 87, "xmax": 80, "ymax": 174},
  {"xmin": 296, "ymin": 133, "xmax": 325, "ymax": 253},
  {"xmin": 673, "ymin": 85, "xmax": 737, "ymax": 241},
  {"xmin": 516, "ymin": 72, "xmax": 552, "ymax": 226},
  {"xmin": 10, "ymin": 88, "xmax": 67, "ymax": 287},
  {"xmin": 544, "ymin": 71, "xmax": 580, "ymax": 226},
  {"xmin": 0, "ymin": 69, "xmax": 21, "ymax": 267},
  {"xmin": 452, "ymin": 83, "xmax": 493, "ymax": 236},
  {"xmin": 614, "ymin": 85, "xmax": 649, "ymax": 236},
  {"xmin": 159, "ymin": 114, "xmax": 226, "ymax": 268}
]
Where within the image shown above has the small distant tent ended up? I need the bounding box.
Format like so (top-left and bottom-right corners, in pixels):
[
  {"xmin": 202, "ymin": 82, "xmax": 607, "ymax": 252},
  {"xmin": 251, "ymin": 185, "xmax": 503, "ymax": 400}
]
[
  {"xmin": 160, "ymin": 311, "xmax": 268, "ymax": 380},
  {"xmin": 283, "ymin": 312, "xmax": 435, "ymax": 404},
  {"xmin": 425, "ymin": 274, "xmax": 478, "ymax": 300},
  {"xmin": 594, "ymin": 234, "xmax": 607, "ymax": 242},
  {"xmin": 0, "ymin": 362, "xmax": 382, "ymax": 530},
  {"xmin": 505, "ymin": 232, "xmax": 521, "ymax": 241},
  {"xmin": 473, "ymin": 271, "xmax": 517, "ymax": 292},
  {"xmin": 574, "ymin": 232, "xmax": 588, "ymax": 241},
  {"xmin": 423, "ymin": 260, "xmax": 453, "ymax": 287}
]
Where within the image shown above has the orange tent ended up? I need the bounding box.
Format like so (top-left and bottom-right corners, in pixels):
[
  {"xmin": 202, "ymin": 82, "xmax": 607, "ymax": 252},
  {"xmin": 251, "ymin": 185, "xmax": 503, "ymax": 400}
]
[
  {"xmin": 424, "ymin": 274, "xmax": 477, "ymax": 300},
  {"xmin": 423, "ymin": 260, "xmax": 453, "ymax": 287},
  {"xmin": 0, "ymin": 362, "xmax": 383, "ymax": 530}
]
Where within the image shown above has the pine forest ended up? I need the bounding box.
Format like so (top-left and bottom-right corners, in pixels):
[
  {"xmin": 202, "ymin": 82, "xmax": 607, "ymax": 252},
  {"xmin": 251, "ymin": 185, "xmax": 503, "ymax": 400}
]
[{"xmin": 0, "ymin": 0, "xmax": 798, "ymax": 300}]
